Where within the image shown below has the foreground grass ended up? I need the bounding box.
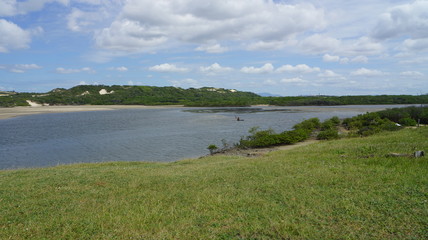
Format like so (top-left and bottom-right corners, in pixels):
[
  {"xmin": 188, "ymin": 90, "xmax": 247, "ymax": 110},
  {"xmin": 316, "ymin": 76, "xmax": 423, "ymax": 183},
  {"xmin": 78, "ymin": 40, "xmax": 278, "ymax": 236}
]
[{"xmin": 1, "ymin": 128, "xmax": 427, "ymax": 239}]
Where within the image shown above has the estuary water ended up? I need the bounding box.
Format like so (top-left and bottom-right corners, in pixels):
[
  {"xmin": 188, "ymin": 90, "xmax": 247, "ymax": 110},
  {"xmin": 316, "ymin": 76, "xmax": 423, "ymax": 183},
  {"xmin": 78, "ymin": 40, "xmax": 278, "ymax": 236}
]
[{"xmin": 0, "ymin": 105, "xmax": 406, "ymax": 169}]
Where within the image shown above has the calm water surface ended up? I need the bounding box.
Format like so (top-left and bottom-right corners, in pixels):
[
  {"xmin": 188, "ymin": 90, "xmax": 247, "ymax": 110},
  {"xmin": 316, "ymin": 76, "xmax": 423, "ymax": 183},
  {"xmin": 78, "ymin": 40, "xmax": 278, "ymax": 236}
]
[{"xmin": 0, "ymin": 105, "xmax": 406, "ymax": 169}]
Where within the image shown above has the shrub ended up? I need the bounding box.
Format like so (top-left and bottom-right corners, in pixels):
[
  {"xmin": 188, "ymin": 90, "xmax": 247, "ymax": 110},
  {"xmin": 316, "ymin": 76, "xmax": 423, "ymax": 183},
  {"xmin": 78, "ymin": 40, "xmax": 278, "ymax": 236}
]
[
  {"xmin": 378, "ymin": 106, "xmax": 428, "ymax": 124},
  {"xmin": 207, "ymin": 145, "xmax": 218, "ymax": 155},
  {"xmin": 278, "ymin": 129, "xmax": 310, "ymax": 144},
  {"xmin": 317, "ymin": 129, "xmax": 340, "ymax": 140},
  {"xmin": 343, "ymin": 112, "xmax": 401, "ymax": 137},
  {"xmin": 321, "ymin": 120, "xmax": 335, "ymax": 130},
  {"xmin": 399, "ymin": 117, "xmax": 417, "ymax": 126},
  {"xmin": 330, "ymin": 116, "xmax": 341, "ymax": 125},
  {"xmin": 238, "ymin": 128, "xmax": 281, "ymax": 148},
  {"xmin": 293, "ymin": 118, "xmax": 321, "ymax": 131}
]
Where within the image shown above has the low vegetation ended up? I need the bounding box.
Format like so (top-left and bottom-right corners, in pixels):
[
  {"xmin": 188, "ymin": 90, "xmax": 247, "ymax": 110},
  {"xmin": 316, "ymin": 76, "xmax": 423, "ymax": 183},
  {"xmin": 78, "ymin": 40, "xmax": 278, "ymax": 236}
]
[
  {"xmin": 265, "ymin": 94, "xmax": 428, "ymax": 106},
  {"xmin": 238, "ymin": 118, "xmax": 320, "ymax": 148},
  {"xmin": 1, "ymin": 127, "xmax": 427, "ymax": 239},
  {"xmin": 0, "ymin": 85, "xmax": 260, "ymax": 107},
  {"xmin": 224, "ymin": 106, "xmax": 428, "ymax": 151}
]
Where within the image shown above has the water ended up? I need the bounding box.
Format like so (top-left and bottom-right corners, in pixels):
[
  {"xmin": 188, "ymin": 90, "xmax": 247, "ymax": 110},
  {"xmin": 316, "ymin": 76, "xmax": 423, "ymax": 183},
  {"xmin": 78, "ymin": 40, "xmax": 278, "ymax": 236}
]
[{"xmin": 0, "ymin": 105, "xmax": 406, "ymax": 169}]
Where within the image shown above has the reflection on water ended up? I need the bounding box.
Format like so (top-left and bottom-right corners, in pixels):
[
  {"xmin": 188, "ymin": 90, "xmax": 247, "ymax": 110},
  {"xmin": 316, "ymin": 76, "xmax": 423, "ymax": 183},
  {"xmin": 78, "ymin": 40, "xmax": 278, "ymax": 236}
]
[{"xmin": 0, "ymin": 105, "xmax": 408, "ymax": 169}]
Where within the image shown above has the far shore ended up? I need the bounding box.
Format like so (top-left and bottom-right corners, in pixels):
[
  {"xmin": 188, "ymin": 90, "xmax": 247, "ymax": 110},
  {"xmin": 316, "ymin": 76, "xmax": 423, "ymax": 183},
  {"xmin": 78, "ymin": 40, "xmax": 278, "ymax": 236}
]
[
  {"xmin": 0, "ymin": 105, "xmax": 184, "ymax": 120},
  {"xmin": 0, "ymin": 104, "xmax": 406, "ymax": 120}
]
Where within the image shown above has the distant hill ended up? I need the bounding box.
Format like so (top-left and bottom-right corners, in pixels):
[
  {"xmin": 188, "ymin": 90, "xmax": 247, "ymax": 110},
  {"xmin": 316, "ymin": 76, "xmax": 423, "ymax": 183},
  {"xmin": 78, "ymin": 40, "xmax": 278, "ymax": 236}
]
[
  {"xmin": 1, "ymin": 85, "xmax": 428, "ymax": 107},
  {"xmin": 0, "ymin": 85, "xmax": 261, "ymax": 107}
]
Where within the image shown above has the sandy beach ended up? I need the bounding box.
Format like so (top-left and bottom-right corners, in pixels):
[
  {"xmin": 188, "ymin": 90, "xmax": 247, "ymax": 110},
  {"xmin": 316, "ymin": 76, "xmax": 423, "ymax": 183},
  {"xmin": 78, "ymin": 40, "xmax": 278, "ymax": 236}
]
[{"xmin": 0, "ymin": 105, "xmax": 184, "ymax": 120}]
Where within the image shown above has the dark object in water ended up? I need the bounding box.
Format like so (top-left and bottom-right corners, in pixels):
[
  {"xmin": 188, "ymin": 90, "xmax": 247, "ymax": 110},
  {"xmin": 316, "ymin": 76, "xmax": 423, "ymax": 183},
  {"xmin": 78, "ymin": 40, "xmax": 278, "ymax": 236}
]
[{"xmin": 236, "ymin": 116, "xmax": 244, "ymax": 121}]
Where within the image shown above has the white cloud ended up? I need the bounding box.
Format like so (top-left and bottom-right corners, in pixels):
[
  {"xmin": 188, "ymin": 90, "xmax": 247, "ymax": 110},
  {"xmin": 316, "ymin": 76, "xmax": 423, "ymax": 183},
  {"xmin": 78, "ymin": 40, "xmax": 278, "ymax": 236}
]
[
  {"xmin": 351, "ymin": 55, "xmax": 369, "ymax": 63},
  {"xmin": 67, "ymin": 8, "xmax": 88, "ymax": 32},
  {"xmin": 0, "ymin": 0, "xmax": 16, "ymax": 16},
  {"xmin": 56, "ymin": 67, "xmax": 95, "ymax": 74},
  {"xmin": 241, "ymin": 63, "xmax": 274, "ymax": 74},
  {"xmin": 276, "ymin": 64, "xmax": 320, "ymax": 73},
  {"xmin": 0, "ymin": 19, "xmax": 31, "ymax": 53},
  {"xmin": 339, "ymin": 58, "xmax": 349, "ymax": 64},
  {"xmin": 195, "ymin": 44, "xmax": 228, "ymax": 53},
  {"xmin": 263, "ymin": 79, "xmax": 277, "ymax": 86},
  {"xmin": 318, "ymin": 70, "xmax": 343, "ymax": 78},
  {"xmin": 323, "ymin": 54, "xmax": 368, "ymax": 64},
  {"xmin": 280, "ymin": 77, "xmax": 308, "ymax": 85},
  {"xmin": 94, "ymin": 0, "xmax": 326, "ymax": 53},
  {"xmin": 10, "ymin": 69, "xmax": 24, "ymax": 73},
  {"xmin": 67, "ymin": 1, "xmax": 120, "ymax": 33},
  {"xmin": 350, "ymin": 68, "xmax": 387, "ymax": 77},
  {"xmin": 400, "ymin": 71, "xmax": 424, "ymax": 77},
  {"xmin": 345, "ymin": 37, "xmax": 383, "ymax": 56},
  {"xmin": 246, "ymin": 40, "xmax": 288, "ymax": 51},
  {"xmin": 15, "ymin": 64, "xmax": 42, "ymax": 70},
  {"xmin": 200, "ymin": 63, "xmax": 233, "ymax": 74},
  {"xmin": 95, "ymin": 19, "xmax": 168, "ymax": 52},
  {"xmin": 299, "ymin": 34, "xmax": 341, "ymax": 54},
  {"xmin": 0, "ymin": 63, "xmax": 42, "ymax": 73},
  {"xmin": 149, "ymin": 63, "xmax": 189, "ymax": 73},
  {"xmin": 399, "ymin": 57, "xmax": 428, "ymax": 65},
  {"xmin": 0, "ymin": 0, "xmax": 69, "ymax": 17},
  {"xmin": 323, "ymin": 54, "xmax": 340, "ymax": 62},
  {"xmin": 372, "ymin": 0, "xmax": 428, "ymax": 40},
  {"xmin": 108, "ymin": 66, "xmax": 128, "ymax": 72},
  {"xmin": 402, "ymin": 38, "xmax": 428, "ymax": 52},
  {"xmin": 299, "ymin": 34, "xmax": 382, "ymax": 56},
  {"xmin": 10, "ymin": 64, "xmax": 42, "ymax": 73}
]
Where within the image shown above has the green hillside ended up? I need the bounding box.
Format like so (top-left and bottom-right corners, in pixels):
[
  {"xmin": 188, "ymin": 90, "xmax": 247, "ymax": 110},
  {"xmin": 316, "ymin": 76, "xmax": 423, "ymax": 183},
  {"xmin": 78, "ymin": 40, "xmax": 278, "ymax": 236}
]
[
  {"xmin": 0, "ymin": 85, "xmax": 260, "ymax": 107},
  {"xmin": 1, "ymin": 84, "xmax": 428, "ymax": 107},
  {"xmin": 1, "ymin": 127, "xmax": 427, "ymax": 239}
]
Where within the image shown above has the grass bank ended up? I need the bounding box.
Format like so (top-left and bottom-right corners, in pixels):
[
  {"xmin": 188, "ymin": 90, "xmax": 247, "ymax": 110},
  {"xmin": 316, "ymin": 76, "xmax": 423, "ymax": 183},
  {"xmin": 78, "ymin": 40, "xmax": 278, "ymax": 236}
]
[{"xmin": 1, "ymin": 128, "xmax": 427, "ymax": 239}]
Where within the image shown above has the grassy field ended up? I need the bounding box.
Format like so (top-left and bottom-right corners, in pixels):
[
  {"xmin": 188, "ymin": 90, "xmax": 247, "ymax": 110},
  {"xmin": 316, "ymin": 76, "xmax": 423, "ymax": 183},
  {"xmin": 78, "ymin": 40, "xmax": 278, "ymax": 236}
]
[{"xmin": 1, "ymin": 128, "xmax": 427, "ymax": 239}]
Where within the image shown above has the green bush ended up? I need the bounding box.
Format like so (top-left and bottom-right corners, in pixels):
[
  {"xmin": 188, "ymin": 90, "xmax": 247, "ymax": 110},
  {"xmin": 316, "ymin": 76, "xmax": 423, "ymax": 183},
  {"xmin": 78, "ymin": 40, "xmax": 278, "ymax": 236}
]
[
  {"xmin": 330, "ymin": 116, "xmax": 341, "ymax": 125},
  {"xmin": 278, "ymin": 129, "xmax": 310, "ymax": 144},
  {"xmin": 238, "ymin": 127, "xmax": 282, "ymax": 148},
  {"xmin": 207, "ymin": 145, "xmax": 218, "ymax": 155},
  {"xmin": 399, "ymin": 117, "xmax": 417, "ymax": 126},
  {"xmin": 343, "ymin": 112, "xmax": 402, "ymax": 137},
  {"xmin": 238, "ymin": 120, "xmax": 316, "ymax": 149},
  {"xmin": 293, "ymin": 118, "xmax": 321, "ymax": 131},
  {"xmin": 321, "ymin": 120, "xmax": 335, "ymax": 130},
  {"xmin": 317, "ymin": 129, "xmax": 340, "ymax": 140},
  {"xmin": 378, "ymin": 106, "xmax": 428, "ymax": 124}
]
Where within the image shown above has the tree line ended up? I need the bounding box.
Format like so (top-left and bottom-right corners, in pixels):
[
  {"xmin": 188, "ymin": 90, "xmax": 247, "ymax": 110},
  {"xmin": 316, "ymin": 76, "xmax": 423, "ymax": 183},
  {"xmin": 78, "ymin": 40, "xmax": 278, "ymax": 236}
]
[{"xmin": 1, "ymin": 84, "xmax": 428, "ymax": 107}]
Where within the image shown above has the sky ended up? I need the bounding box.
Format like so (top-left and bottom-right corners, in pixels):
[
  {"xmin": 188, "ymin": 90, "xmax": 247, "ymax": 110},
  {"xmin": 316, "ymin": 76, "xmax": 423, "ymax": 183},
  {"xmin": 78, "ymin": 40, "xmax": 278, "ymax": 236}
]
[{"xmin": 0, "ymin": 0, "xmax": 427, "ymax": 96}]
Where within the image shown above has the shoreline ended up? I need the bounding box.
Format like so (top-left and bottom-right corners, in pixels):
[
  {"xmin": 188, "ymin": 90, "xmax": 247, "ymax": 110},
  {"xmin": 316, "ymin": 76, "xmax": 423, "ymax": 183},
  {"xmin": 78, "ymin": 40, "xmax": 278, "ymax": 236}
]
[
  {"xmin": 0, "ymin": 104, "xmax": 412, "ymax": 120},
  {"xmin": 0, "ymin": 105, "xmax": 184, "ymax": 120}
]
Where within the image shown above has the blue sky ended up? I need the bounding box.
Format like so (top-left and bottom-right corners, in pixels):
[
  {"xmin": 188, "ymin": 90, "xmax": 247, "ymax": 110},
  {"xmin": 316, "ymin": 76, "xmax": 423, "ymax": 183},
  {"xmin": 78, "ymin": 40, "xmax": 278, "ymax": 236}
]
[{"xmin": 0, "ymin": 0, "xmax": 427, "ymax": 96}]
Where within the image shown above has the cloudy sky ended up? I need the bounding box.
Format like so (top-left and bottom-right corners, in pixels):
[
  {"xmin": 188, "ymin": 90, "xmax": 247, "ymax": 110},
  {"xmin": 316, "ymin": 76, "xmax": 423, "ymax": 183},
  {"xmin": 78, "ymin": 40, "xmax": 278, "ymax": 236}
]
[{"xmin": 0, "ymin": 0, "xmax": 427, "ymax": 96}]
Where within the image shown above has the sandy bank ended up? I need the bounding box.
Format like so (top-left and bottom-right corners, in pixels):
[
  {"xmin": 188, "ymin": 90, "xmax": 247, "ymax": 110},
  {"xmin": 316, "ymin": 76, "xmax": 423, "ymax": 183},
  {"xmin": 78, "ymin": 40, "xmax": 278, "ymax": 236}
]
[{"xmin": 0, "ymin": 105, "xmax": 184, "ymax": 120}]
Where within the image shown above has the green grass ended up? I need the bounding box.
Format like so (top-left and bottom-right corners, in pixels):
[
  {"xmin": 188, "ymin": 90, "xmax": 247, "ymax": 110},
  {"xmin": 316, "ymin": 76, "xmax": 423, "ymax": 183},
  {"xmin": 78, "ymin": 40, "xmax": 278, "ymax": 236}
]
[{"xmin": 1, "ymin": 128, "xmax": 427, "ymax": 239}]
